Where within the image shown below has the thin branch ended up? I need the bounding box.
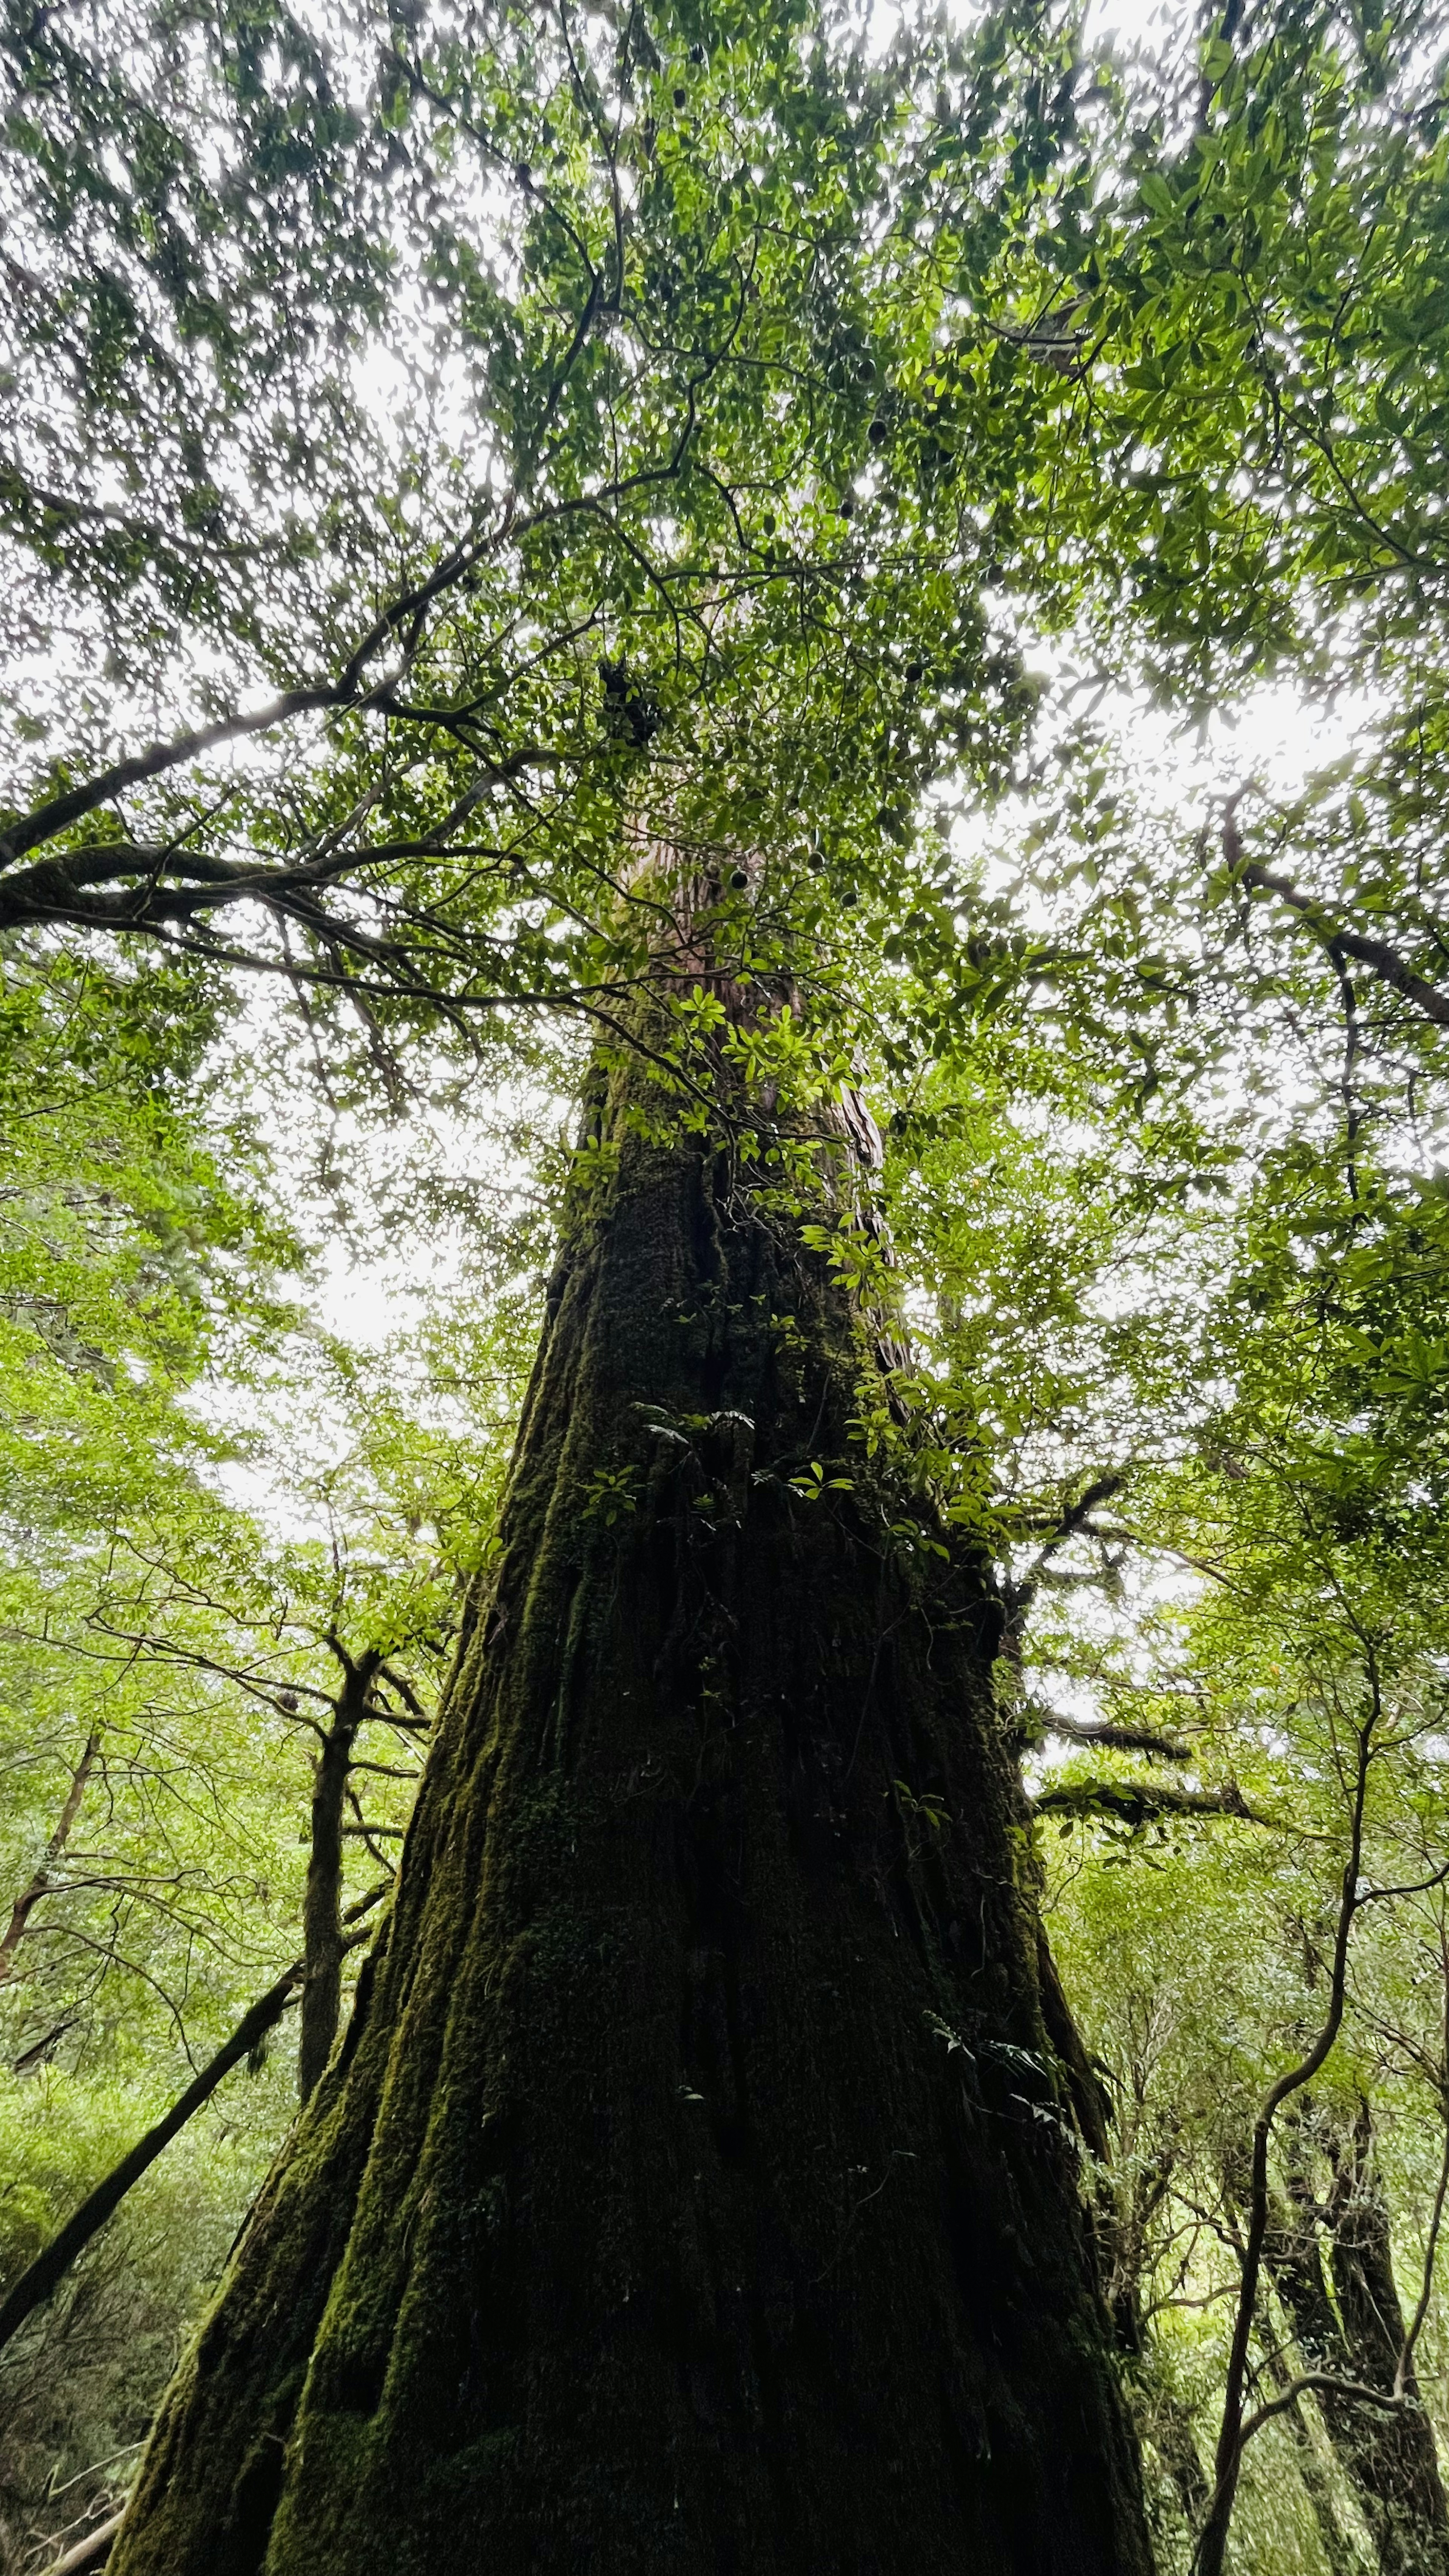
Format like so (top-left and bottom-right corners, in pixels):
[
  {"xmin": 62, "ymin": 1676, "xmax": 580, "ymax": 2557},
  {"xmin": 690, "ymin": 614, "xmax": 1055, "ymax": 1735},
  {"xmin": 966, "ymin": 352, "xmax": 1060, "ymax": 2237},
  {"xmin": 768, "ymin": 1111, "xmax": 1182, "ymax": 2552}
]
[{"xmin": 0, "ymin": 1732, "xmax": 99, "ymax": 1985}]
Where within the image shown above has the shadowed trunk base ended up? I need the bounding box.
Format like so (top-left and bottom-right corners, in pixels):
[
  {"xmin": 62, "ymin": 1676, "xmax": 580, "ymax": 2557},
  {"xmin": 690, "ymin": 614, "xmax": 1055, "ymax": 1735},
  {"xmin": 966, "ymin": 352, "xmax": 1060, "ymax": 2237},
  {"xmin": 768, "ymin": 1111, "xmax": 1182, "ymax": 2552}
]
[{"xmin": 110, "ymin": 1058, "xmax": 1154, "ymax": 2576}]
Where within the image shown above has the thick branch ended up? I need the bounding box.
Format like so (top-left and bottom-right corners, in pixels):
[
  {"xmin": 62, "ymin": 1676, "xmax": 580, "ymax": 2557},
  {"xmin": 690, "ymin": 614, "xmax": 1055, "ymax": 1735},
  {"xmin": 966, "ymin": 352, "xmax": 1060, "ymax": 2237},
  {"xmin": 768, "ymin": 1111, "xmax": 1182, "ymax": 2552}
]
[
  {"xmin": 45, "ymin": 2508, "xmax": 127, "ymax": 2575},
  {"xmin": 1229, "ymin": 829, "xmax": 1449, "ymax": 1028},
  {"xmin": 1005, "ymin": 1472, "xmax": 1129, "ymax": 1645},
  {"xmin": 0, "ymin": 458, "xmax": 698, "ymax": 930},
  {"xmin": 0, "ymin": 692, "xmax": 340, "ymax": 869},
  {"xmin": 1039, "ymin": 1714, "xmax": 1191, "ymax": 1762},
  {"xmin": 1034, "ymin": 1779, "xmax": 1262, "ymax": 1829},
  {"xmin": 1238, "ymin": 2371, "xmax": 1407, "ymax": 2445}
]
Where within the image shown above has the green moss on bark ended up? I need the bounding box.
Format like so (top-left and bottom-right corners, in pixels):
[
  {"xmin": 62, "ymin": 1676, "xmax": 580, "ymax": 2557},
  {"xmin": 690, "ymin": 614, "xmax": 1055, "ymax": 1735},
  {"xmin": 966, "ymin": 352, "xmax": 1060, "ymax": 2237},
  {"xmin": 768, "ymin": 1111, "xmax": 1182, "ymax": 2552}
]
[{"xmin": 111, "ymin": 1050, "xmax": 1155, "ymax": 2576}]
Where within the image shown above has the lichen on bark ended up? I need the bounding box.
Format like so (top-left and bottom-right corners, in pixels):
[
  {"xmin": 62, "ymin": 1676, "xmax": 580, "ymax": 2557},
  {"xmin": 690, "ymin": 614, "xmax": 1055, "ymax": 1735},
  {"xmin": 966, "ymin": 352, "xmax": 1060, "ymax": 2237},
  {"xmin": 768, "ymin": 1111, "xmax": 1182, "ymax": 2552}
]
[{"xmin": 110, "ymin": 1014, "xmax": 1155, "ymax": 2576}]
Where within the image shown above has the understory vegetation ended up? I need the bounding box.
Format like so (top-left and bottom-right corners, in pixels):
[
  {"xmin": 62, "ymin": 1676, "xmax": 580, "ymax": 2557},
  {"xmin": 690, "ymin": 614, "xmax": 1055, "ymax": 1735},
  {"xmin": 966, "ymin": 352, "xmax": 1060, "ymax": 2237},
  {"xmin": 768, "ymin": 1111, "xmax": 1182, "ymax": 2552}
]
[{"xmin": 3, "ymin": 0, "xmax": 1449, "ymax": 2562}]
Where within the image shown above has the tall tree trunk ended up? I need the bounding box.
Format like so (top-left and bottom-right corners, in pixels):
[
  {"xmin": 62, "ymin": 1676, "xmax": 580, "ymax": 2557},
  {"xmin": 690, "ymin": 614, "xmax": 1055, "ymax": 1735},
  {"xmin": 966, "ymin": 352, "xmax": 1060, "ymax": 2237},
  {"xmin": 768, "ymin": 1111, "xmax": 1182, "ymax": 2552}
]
[
  {"xmin": 1264, "ymin": 2107, "xmax": 1449, "ymax": 2576},
  {"xmin": 108, "ymin": 1027, "xmax": 1154, "ymax": 2576}
]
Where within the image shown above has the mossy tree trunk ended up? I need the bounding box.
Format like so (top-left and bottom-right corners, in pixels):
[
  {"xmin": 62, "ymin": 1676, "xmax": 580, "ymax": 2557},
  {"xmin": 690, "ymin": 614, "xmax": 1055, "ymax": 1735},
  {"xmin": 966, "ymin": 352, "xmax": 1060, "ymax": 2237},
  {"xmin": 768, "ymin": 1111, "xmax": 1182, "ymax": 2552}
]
[{"xmin": 109, "ymin": 1026, "xmax": 1154, "ymax": 2576}]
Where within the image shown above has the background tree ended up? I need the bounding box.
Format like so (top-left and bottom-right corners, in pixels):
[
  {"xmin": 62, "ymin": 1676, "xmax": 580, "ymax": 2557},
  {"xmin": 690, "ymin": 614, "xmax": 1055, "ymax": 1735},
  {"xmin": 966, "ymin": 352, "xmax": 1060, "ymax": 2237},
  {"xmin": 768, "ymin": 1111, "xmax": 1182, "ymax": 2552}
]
[{"xmin": 0, "ymin": 946, "xmax": 538, "ymax": 2566}]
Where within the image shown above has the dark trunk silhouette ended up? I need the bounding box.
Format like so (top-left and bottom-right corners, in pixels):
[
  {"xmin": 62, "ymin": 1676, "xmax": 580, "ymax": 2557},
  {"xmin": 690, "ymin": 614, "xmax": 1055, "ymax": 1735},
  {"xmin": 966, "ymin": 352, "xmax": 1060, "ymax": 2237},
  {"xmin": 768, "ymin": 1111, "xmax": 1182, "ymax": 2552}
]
[
  {"xmin": 298, "ymin": 1646, "xmax": 384, "ymax": 2104},
  {"xmin": 108, "ymin": 1015, "xmax": 1153, "ymax": 2576},
  {"xmin": 1265, "ymin": 2104, "xmax": 1448, "ymax": 2575}
]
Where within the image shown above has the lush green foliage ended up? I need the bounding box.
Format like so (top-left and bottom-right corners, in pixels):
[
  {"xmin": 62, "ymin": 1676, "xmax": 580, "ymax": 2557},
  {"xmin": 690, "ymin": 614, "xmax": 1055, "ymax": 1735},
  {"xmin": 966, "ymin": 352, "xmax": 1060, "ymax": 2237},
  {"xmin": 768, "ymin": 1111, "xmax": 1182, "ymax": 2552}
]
[
  {"xmin": 0, "ymin": 949, "xmax": 543, "ymax": 2559},
  {"xmin": 5, "ymin": 0, "xmax": 1449, "ymax": 2565}
]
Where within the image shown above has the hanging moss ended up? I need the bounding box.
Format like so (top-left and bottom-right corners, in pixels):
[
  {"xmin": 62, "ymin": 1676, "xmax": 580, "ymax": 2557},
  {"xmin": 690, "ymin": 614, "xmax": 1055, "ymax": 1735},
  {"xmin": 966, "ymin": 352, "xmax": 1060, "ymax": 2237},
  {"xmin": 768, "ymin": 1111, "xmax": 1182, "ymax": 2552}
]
[{"xmin": 111, "ymin": 1034, "xmax": 1154, "ymax": 2576}]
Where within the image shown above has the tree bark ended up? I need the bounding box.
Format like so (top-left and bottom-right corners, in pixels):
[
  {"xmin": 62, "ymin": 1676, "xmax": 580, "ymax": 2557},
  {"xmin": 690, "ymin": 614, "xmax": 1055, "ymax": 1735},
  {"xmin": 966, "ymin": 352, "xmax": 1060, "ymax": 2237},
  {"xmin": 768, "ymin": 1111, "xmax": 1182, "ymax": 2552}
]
[{"xmin": 108, "ymin": 1024, "xmax": 1154, "ymax": 2576}]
